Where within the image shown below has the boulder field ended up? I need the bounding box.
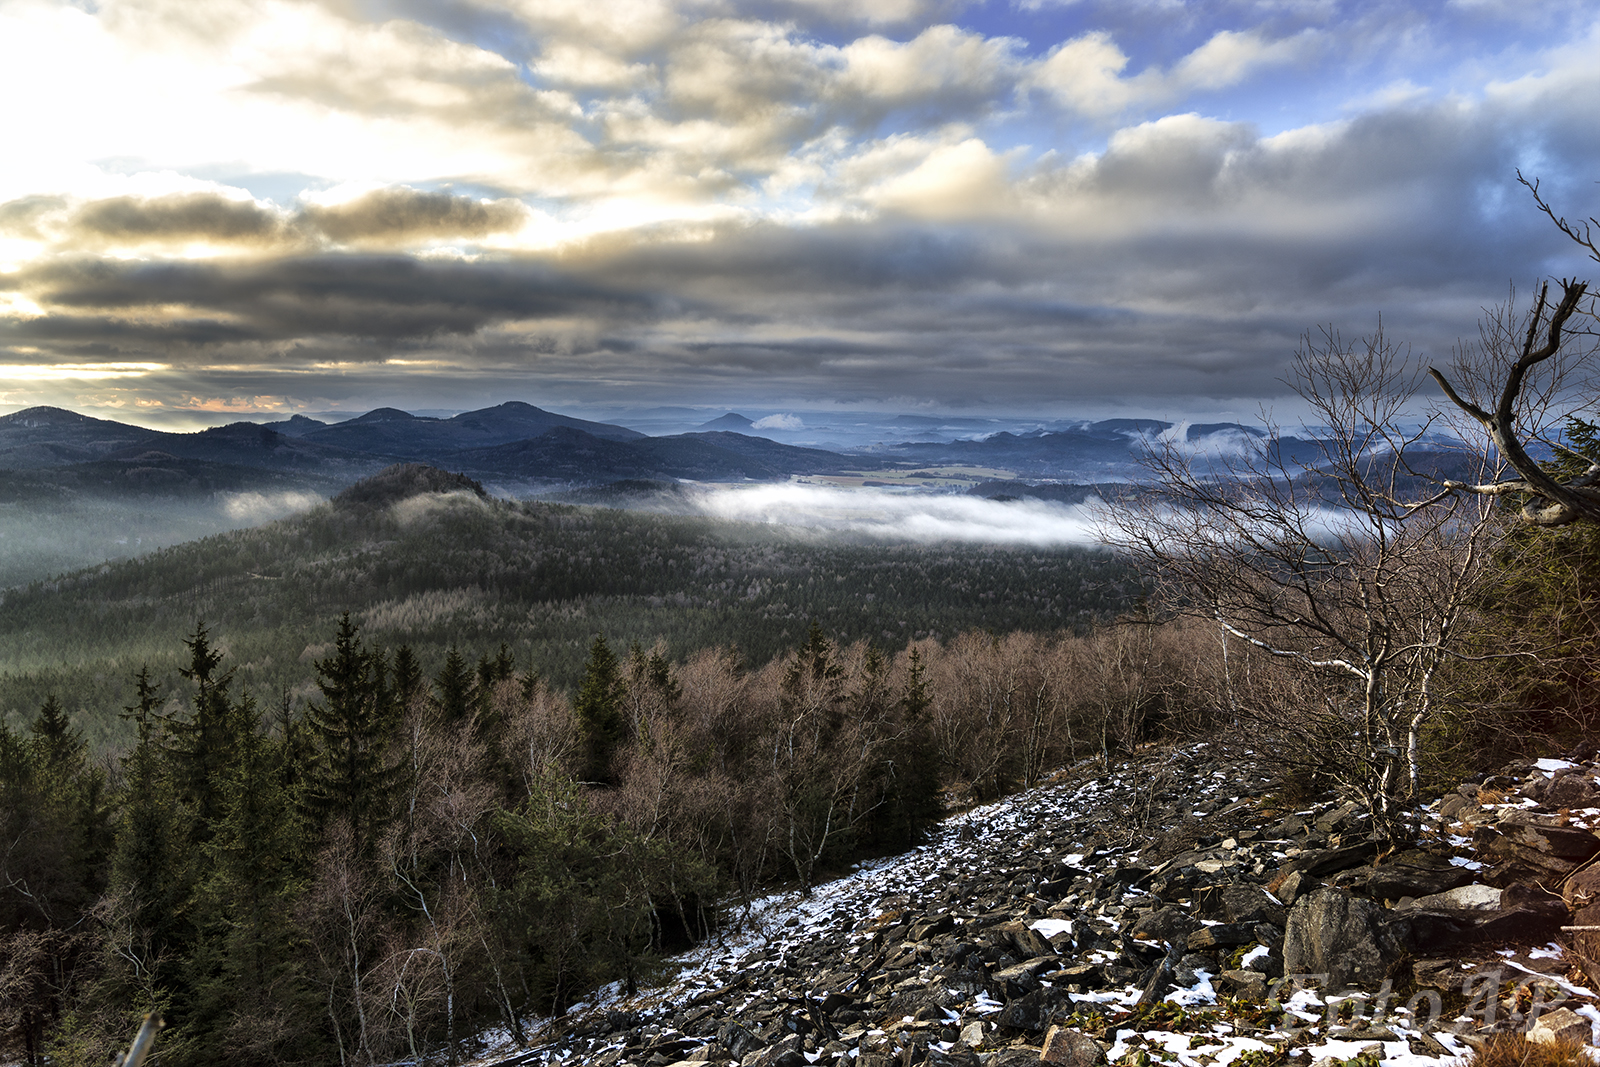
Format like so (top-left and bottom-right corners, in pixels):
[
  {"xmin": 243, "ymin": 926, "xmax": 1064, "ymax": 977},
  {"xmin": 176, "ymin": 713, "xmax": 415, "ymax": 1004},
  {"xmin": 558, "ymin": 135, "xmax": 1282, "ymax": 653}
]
[{"xmin": 470, "ymin": 742, "xmax": 1600, "ymax": 1067}]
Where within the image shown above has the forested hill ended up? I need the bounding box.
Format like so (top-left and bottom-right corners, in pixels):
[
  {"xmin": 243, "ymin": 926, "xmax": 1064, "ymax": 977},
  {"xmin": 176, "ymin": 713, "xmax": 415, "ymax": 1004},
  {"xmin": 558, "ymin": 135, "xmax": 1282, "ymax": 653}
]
[{"xmin": 0, "ymin": 466, "xmax": 1132, "ymax": 745}]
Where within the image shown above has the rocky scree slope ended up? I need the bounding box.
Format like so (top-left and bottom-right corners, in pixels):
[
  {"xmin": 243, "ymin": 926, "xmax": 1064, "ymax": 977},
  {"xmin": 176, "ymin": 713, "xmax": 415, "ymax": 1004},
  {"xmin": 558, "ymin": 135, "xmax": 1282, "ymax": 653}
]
[{"xmin": 469, "ymin": 744, "xmax": 1600, "ymax": 1067}]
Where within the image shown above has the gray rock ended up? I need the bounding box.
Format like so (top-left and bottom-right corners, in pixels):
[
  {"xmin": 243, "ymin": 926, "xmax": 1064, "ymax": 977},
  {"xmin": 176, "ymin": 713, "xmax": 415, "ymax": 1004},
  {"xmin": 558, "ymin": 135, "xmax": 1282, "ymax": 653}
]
[
  {"xmin": 1468, "ymin": 901, "xmax": 1569, "ymax": 944},
  {"xmin": 1282, "ymin": 887, "xmax": 1400, "ymax": 990},
  {"xmin": 1279, "ymin": 841, "xmax": 1379, "ymax": 878},
  {"xmin": 1528, "ymin": 1008, "xmax": 1592, "ymax": 1046},
  {"xmin": 1272, "ymin": 869, "xmax": 1314, "ymax": 906},
  {"xmin": 1329, "ymin": 850, "xmax": 1474, "ymax": 900},
  {"xmin": 1486, "ymin": 811, "xmax": 1600, "ymax": 860},
  {"xmin": 996, "ymin": 989, "xmax": 1062, "ymax": 1032},
  {"xmin": 1195, "ymin": 884, "xmax": 1287, "ymax": 926},
  {"xmin": 1268, "ymin": 814, "xmax": 1307, "ymax": 839},
  {"xmin": 990, "ymin": 1050, "xmax": 1050, "ymax": 1067},
  {"xmin": 1218, "ymin": 969, "xmax": 1268, "ymax": 1000},
  {"xmin": 998, "ymin": 921, "xmax": 1056, "ymax": 960},
  {"xmin": 1439, "ymin": 794, "xmax": 1477, "ymax": 823},
  {"xmin": 1412, "ymin": 958, "xmax": 1470, "ymax": 990},
  {"xmin": 1187, "ymin": 923, "xmax": 1259, "ymax": 950},
  {"xmin": 911, "ymin": 914, "xmax": 956, "ymax": 940},
  {"xmin": 1129, "ymin": 905, "xmax": 1196, "ymax": 943},
  {"xmin": 718, "ymin": 1023, "xmax": 766, "ymax": 1061},
  {"xmin": 1315, "ymin": 802, "xmax": 1361, "ymax": 833},
  {"xmin": 1544, "ymin": 774, "xmax": 1600, "ymax": 810},
  {"xmin": 1040, "ymin": 1026, "xmax": 1108, "ymax": 1066},
  {"xmin": 1397, "ymin": 883, "xmax": 1500, "ymax": 911},
  {"xmin": 993, "ymin": 957, "xmax": 1059, "ymax": 997},
  {"xmin": 1174, "ymin": 953, "xmax": 1217, "ymax": 988}
]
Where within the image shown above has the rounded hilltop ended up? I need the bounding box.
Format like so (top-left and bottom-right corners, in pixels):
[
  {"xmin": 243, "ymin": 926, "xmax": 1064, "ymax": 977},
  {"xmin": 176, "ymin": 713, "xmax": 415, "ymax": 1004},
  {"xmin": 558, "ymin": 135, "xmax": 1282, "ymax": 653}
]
[{"xmin": 331, "ymin": 463, "xmax": 487, "ymax": 510}]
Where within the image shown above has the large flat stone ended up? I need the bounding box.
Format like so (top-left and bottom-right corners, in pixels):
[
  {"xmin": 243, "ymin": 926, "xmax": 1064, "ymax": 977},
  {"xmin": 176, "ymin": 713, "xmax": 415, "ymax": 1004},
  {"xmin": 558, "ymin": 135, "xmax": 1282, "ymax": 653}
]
[{"xmin": 1283, "ymin": 887, "xmax": 1399, "ymax": 991}]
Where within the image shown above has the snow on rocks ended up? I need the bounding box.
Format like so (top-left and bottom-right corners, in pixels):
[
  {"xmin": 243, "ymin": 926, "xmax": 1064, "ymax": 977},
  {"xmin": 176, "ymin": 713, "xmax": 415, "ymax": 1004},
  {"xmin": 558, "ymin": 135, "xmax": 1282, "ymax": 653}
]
[{"xmin": 466, "ymin": 742, "xmax": 1600, "ymax": 1067}]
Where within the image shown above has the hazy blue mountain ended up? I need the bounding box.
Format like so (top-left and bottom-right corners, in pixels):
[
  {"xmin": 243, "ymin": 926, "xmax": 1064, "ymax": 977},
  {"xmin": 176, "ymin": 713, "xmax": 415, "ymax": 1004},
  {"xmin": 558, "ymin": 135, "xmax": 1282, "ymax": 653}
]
[
  {"xmin": 294, "ymin": 400, "xmax": 644, "ymax": 456},
  {"xmin": 259, "ymin": 413, "xmax": 330, "ymax": 436},
  {"xmin": 0, "ymin": 406, "xmax": 162, "ymax": 468},
  {"xmin": 966, "ymin": 481, "xmax": 1112, "ymax": 505},
  {"xmin": 447, "ymin": 426, "xmax": 850, "ymax": 482},
  {"xmin": 107, "ymin": 421, "xmax": 391, "ymax": 475},
  {"xmin": 697, "ymin": 412, "xmax": 756, "ymax": 431},
  {"xmin": 1187, "ymin": 422, "xmax": 1268, "ymax": 440},
  {"xmin": 679, "ymin": 431, "xmax": 851, "ymax": 473}
]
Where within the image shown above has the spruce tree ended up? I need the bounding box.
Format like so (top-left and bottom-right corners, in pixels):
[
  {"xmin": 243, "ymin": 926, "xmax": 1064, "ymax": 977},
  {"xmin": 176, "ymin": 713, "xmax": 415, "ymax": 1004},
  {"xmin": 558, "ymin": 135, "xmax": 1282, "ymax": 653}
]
[
  {"xmin": 107, "ymin": 668, "xmax": 191, "ymax": 1019},
  {"xmin": 890, "ymin": 646, "xmax": 943, "ymax": 843},
  {"xmin": 305, "ymin": 614, "xmax": 398, "ymax": 860},
  {"xmin": 391, "ymin": 644, "xmax": 424, "ymax": 708},
  {"xmin": 433, "ymin": 645, "xmax": 475, "ymax": 726},
  {"xmin": 184, "ymin": 693, "xmax": 315, "ymax": 1065},
  {"xmin": 574, "ymin": 635, "xmax": 625, "ymax": 784},
  {"xmin": 168, "ymin": 623, "xmax": 240, "ymax": 846},
  {"xmin": 29, "ymin": 695, "xmax": 84, "ymax": 776},
  {"xmin": 477, "ymin": 643, "xmax": 517, "ymax": 691}
]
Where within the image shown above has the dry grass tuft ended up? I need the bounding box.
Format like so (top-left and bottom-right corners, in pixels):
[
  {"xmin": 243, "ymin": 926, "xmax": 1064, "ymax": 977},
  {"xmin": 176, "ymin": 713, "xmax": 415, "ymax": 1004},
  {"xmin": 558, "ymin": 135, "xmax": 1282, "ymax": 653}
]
[{"xmin": 1466, "ymin": 1033, "xmax": 1595, "ymax": 1067}]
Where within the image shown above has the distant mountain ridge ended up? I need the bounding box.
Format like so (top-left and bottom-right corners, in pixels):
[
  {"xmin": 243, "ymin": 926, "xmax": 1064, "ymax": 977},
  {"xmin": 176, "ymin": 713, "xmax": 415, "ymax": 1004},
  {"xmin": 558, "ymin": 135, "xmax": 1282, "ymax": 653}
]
[
  {"xmin": 1, "ymin": 403, "xmax": 1333, "ymax": 488},
  {"xmin": 0, "ymin": 403, "xmax": 861, "ymax": 487}
]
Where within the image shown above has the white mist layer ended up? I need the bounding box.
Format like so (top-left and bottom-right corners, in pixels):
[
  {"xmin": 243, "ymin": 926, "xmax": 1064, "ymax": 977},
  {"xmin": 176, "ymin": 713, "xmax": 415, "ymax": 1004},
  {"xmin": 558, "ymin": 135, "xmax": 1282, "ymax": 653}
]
[
  {"xmin": 220, "ymin": 490, "xmax": 324, "ymax": 523},
  {"xmin": 689, "ymin": 484, "xmax": 1103, "ymax": 546}
]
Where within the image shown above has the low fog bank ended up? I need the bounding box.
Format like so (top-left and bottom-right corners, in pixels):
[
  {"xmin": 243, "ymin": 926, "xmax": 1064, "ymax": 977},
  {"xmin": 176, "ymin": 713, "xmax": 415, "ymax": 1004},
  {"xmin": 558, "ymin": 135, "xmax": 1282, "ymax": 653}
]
[
  {"xmin": 686, "ymin": 484, "xmax": 1105, "ymax": 546},
  {"xmin": 221, "ymin": 490, "xmax": 325, "ymax": 523},
  {"xmin": 0, "ymin": 490, "xmax": 325, "ymax": 587}
]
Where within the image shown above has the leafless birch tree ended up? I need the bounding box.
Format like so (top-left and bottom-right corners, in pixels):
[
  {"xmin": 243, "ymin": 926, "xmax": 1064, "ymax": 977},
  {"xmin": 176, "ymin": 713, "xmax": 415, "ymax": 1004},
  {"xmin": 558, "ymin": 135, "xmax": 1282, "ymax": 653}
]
[{"xmin": 1104, "ymin": 333, "xmax": 1502, "ymax": 842}]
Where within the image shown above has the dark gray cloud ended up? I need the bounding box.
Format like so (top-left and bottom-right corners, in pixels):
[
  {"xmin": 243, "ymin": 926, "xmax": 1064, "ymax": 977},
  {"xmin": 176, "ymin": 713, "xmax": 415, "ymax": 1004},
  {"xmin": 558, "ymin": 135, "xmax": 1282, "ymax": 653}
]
[
  {"xmin": 5, "ymin": 253, "xmax": 660, "ymax": 351},
  {"xmin": 72, "ymin": 192, "xmax": 286, "ymax": 244},
  {"xmin": 2, "ymin": 188, "xmax": 530, "ymax": 252},
  {"xmin": 296, "ymin": 188, "xmax": 528, "ymax": 244}
]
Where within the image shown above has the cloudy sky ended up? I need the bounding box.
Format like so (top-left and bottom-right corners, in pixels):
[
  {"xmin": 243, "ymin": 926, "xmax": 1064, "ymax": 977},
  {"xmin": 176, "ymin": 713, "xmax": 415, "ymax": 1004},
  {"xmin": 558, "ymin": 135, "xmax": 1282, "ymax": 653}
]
[{"xmin": 2, "ymin": 0, "xmax": 1598, "ymax": 427}]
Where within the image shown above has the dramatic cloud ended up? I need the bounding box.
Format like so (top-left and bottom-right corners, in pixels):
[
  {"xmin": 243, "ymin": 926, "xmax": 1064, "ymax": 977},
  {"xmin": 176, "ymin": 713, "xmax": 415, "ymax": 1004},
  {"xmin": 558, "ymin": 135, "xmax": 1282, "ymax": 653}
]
[{"xmin": 0, "ymin": 0, "xmax": 1597, "ymax": 420}]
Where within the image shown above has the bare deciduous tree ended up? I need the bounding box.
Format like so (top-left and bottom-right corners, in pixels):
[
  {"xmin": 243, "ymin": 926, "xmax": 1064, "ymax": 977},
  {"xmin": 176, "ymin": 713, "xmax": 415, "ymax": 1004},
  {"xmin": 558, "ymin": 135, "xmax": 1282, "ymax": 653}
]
[
  {"xmin": 1429, "ymin": 176, "xmax": 1600, "ymax": 525},
  {"xmin": 1104, "ymin": 333, "xmax": 1502, "ymax": 842}
]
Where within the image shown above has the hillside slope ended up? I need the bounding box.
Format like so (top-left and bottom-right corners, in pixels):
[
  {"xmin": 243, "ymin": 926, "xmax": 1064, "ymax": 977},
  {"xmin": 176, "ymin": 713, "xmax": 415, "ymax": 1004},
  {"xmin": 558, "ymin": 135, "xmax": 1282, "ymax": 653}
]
[{"xmin": 481, "ymin": 744, "xmax": 1600, "ymax": 1067}]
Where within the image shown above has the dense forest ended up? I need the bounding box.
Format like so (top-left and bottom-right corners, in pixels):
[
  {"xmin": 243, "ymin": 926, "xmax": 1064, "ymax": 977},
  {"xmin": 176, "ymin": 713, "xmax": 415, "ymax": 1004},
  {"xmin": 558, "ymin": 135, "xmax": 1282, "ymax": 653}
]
[
  {"xmin": 0, "ymin": 468, "xmax": 1131, "ymax": 748},
  {"xmin": 0, "ymin": 590, "xmax": 1232, "ymax": 1066}
]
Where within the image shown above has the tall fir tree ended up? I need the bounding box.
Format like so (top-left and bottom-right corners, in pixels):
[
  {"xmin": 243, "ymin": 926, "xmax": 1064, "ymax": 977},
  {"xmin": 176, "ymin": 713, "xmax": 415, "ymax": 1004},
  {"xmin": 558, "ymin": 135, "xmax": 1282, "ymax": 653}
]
[
  {"xmin": 167, "ymin": 623, "xmax": 240, "ymax": 847},
  {"xmin": 574, "ymin": 635, "xmax": 626, "ymax": 784},
  {"xmin": 304, "ymin": 614, "xmax": 399, "ymax": 860},
  {"xmin": 889, "ymin": 646, "xmax": 943, "ymax": 844},
  {"xmin": 105, "ymin": 668, "xmax": 192, "ymax": 1025},
  {"xmin": 183, "ymin": 693, "xmax": 316, "ymax": 1066},
  {"xmin": 391, "ymin": 644, "xmax": 425, "ymax": 709},
  {"xmin": 433, "ymin": 645, "xmax": 476, "ymax": 726}
]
